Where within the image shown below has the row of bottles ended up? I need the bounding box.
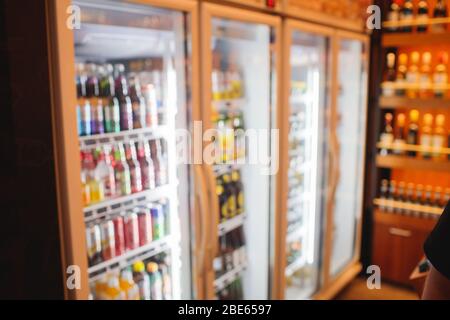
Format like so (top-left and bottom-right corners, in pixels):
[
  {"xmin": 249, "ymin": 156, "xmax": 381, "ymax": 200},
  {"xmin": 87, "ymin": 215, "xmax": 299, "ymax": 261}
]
[
  {"xmin": 383, "ymin": 51, "xmax": 449, "ymax": 98},
  {"xmin": 81, "ymin": 139, "xmax": 168, "ymax": 206},
  {"xmin": 379, "ymin": 111, "xmax": 449, "ymax": 159},
  {"xmin": 216, "ymin": 170, "xmax": 245, "ymax": 223},
  {"xmin": 212, "ymin": 110, "xmax": 246, "ymax": 163},
  {"xmin": 214, "ymin": 227, "xmax": 247, "ymax": 279},
  {"xmin": 86, "ymin": 201, "xmax": 169, "ymax": 267},
  {"xmin": 378, "ymin": 179, "xmax": 449, "ymax": 217},
  {"xmin": 387, "ymin": 0, "xmax": 449, "ymax": 33},
  {"xmin": 216, "ymin": 276, "xmax": 244, "ymax": 300},
  {"xmin": 212, "ymin": 49, "xmax": 245, "ymax": 101},
  {"xmin": 91, "ymin": 254, "xmax": 172, "ymax": 300},
  {"xmin": 76, "ymin": 62, "xmax": 162, "ymax": 137}
]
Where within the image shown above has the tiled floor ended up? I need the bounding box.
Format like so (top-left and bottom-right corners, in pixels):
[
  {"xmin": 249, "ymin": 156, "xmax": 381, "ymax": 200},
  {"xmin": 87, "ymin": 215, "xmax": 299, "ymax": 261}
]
[{"xmin": 335, "ymin": 277, "xmax": 419, "ymax": 300}]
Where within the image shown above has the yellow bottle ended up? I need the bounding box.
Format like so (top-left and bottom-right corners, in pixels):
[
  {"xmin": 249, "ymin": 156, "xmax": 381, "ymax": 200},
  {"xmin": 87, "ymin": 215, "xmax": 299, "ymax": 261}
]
[
  {"xmin": 119, "ymin": 269, "xmax": 140, "ymax": 300},
  {"xmin": 420, "ymin": 113, "xmax": 433, "ymax": 159}
]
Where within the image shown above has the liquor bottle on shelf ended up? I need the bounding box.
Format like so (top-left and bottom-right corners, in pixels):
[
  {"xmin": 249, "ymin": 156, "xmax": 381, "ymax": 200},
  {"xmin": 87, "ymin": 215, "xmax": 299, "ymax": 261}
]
[
  {"xmin": 388, "ymin": 180, "xmax": 397, "ymax": 213},
  {"xmin": 396, "ymin": 181, "xmax": 406, "ymax": 214},
  {"xmin": 387, "ymin": 0, "xmax": 401, "ymax": 32},
  {"xmin": 396, "ymin": 53, "xmax": 408, "ymax": 96},
  {"xmin": 405, "ymin": 183, "xmax": 416, "ymax": 215},
  {"xmin": 443, "ymin": 188, "xmax": 450, "ymax": 207},
  {"xmin": 406, "ymin": 52, "xmax": 420, "ymax": 98},
  {"xmin": 380, "ymin": 113, "xmax": 394, "ymax": 155},
  {"xmin": 417, "ymin": 0, "xmax": 429, "ymax": 33},
  {"xmin": 420, "ymin": 113, "xmax": 434, "ymax": 159},
  {"xmin": 393, "ymin": 113, "xmax": 406, "ymax": 155},
  {"xmin": 433, "ymin": 52, "xmax": 449, "ymax": 98},
  {"xmin": 379, "ymin": 179, "xmax": 389, "ymax": 211},
  {"xmin": 383, "ymin": 52, "xmax": 397, "ymax": 96},
  {"xmin": 433, "ymin": 187, "xmax": 443, "ymax": 209},
  {"xmin": 400, "ymin": 0, "xmax": 414, "ymax": 33},
  {"xmin": 419, "ymin": 52, "xmax": 432, "ymax": 98},
  {"xmin": 415, "ymin": 184, "xmax": 425, "ymax": 206},
  {"xmin": 432, "ymin": 114, "xmax": 446, "ymax": 159},
  {"xmin": 432, "ymin": 0, "xmax": 448, "ymax": 33},
  {"xmin": 407, "ymin": 110, "xmax": 420, "ymax": 157}
]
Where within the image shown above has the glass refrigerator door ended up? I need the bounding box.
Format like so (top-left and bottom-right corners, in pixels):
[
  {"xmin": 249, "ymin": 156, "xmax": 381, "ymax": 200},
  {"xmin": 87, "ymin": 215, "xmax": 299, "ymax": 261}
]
[
  {"xmin": 329, "ymin": 37, "xmax": 368, "ymax": 277},
  {"xmin": 284, "ymin": 29, "xmax": 329, "ymax": 299},
  {"xmin": 72, "ymin": 0, "xmax": 193, "ymax": 300},
  {"xmin": 205, "ymin": 9, "xmax": 278, "ymax": 300}
]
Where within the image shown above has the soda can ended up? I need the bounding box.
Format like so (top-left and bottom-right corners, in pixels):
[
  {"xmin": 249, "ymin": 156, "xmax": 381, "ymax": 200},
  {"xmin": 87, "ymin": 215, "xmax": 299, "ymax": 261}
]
[
  {"xmin": 100, "ymin": 220, "xmax": 116, "ymax": 261},
  {"xmin": 150, "ymin": 204, "xmax": 165, "ymax": 241},
  {"xmin": 124, "ymin": 211, "xmax": 139, "ymax": 251},
  {"xmin": 86, "ymin": 224, "xmax": 102, "ymax": 266},
  {"xmin": 137, "ymin": 208, "xmax": 153, "ymax": 246},
  {"xmin": 112, "ymin": 215, "xmax": 126, "ymax": 256}
]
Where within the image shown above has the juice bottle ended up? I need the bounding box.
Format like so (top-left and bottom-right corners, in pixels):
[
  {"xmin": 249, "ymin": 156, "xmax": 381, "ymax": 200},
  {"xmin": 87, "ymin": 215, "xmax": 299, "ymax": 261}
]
[
  {"xmin": 94, "ymin": 277, "xmax": 107, "ymax": 300},
  {"xmin": 147, "ymin": 262, "xmax": 163, "ymax": 300},
  {"xmin": 95, "ymin": 147, "xmax": 116, "ymax": 199},
  {"xmin": 132, "ymin": 261, "xmax": 151, "ymax": 300},
  {"xmin": 103, "ymin": 275, "xmax": 125, "ymax": 300},
  {"xmin": 85, "ymin": 151, "xmax": 105, "ymax": 203},
  {"xmin": 105, "ymin": 97, "xmax": 121, "ymax": 133},
  {"xmin": 125, "ymin": 141, "xmax": 143, "ymax": 194},
  {"xmin": 119, "ymin": 269, "xmax": 140, "ymax": 300},
  {"xmin": 113, "ymin": 145, "xmax": 132, "ymax": 197},
  {"xmin": 158, "ymin": 258, "xmax": 172, "ymax": 300}
]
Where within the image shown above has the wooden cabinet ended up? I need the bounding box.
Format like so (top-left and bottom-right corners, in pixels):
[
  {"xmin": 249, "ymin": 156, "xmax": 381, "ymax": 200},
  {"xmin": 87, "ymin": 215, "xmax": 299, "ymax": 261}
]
[{"xmin": 372, "ymin": 210, "xmax": 437, "ymax": 285}]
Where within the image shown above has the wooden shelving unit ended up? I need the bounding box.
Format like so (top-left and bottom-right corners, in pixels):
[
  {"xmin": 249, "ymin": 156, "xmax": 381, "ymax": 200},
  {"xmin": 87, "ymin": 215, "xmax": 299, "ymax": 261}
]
[
  {"xmin": 383, "ymin": 32, "xmax": 450, "ymax": 47},
  {"xmin": 379, "ymin": 96, "xmax": 450, "ymax": 109},
  {"xmin": 376, "ymin": 155, "xmax": 450, "ymax": 172}
]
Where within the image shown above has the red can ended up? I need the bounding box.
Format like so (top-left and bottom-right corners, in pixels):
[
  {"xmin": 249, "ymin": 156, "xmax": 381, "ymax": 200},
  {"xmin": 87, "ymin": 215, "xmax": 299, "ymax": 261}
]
[
  {"xmin": 137, "ymin": 208, "xmax": 153, "ymax": 246},
  {"xmin": 100, "ymin": 220, "xmax": 116, "ymax": 261},
  {"xmin": 124, "ymin": 211, "xmax": 139, "ymax": 251},
  {"xmin": 112, "ymin": 215, "xmax": 126, "ymax": 256}
]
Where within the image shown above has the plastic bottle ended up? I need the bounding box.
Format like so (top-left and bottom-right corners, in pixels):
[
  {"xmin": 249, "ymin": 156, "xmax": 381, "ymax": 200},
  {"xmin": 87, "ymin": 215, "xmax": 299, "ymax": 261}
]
[
  {"xmin": 147, "ymin": 262, "xmax": 163, "ymax": 300},
  {"xmin": 133, "ymin": 261, "xmax": 151, "ymax": 300},
  {"xmin": 119, "ymin": 269, "xmax": 140, "ymax": 300},
  {"xmin": 102, "ymin": 275, "xmax": 125, "ymax": 300}
]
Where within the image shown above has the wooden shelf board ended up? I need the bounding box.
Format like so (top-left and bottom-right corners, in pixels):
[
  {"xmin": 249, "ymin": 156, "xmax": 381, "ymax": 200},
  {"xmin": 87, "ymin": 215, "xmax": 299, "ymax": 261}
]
[
  {"xmin": 379, "ymin": 96, "xmax": 450, "ymax": 109},
  {"xmin": 376, "ymin": 155, "xmax": 450, "ymax": 172},
  {"xmin": 382, "ymin": 32, "xmax": 450, "ymax": 47}
]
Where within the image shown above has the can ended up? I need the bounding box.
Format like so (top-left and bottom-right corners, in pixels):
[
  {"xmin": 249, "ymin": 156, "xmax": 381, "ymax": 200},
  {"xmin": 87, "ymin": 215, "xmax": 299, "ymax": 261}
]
[
  {"xmin": 100, "ymin": 220, "xmax": 116, "ymax": 261},
  {"xmin": 150, "ymin": 204, "xmax": 165, "ymax": 241},
  {"xmin": 137, "ymin": 208, "xmax": 153, "ymax": 246},
  {"xmin": 86, "ymin": 224, "xmax": 102, "ymax": 266},
  {"xmin": 112, "ymin": 215, "xmax": 126, "ymax": 256},
  {"xmin": 124, "ymin": 211, "xmax": 139, "ymax": 251}
]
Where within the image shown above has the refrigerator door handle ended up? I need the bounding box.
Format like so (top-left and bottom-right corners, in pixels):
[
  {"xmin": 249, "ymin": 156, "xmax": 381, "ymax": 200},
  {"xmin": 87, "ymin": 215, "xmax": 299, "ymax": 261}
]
[
  {"xmin": 194, "ymin": 165, "xmax": 209, "ymax": 279},
  {"xmin": 204, "ymin": 164, "xmax": 219, "ymax": 259}
]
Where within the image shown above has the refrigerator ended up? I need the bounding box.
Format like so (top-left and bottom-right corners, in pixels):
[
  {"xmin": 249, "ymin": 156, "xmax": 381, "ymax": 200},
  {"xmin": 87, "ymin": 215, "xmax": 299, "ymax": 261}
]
[
  {"xmin": 198, "ymin": 2, "xmax": 281, "ymax": 300},
  {"xmin": 274, "ymin": 19, "xmax": 369, "ymax": 300},
  {"xmin": 47, "ymin": 0, "xmax": 200, "ymax": 300}
]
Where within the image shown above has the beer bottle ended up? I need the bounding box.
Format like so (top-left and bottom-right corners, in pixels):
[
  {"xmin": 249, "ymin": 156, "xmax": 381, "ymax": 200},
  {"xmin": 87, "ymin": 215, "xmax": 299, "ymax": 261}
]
[
  {"xmin": 222, "ymin": 173, "xmax": 236, "ymax": 218},
  {"xmin": 216, "ymin": 176, "xmax": 228, "ymax": 222},
  {"xmin": 232, "ymin": 170, "xmax": 244, "ymax": 215},
  {"xmin": 379, "ymin": 179, "xmax": 389, "ymax": 211}
]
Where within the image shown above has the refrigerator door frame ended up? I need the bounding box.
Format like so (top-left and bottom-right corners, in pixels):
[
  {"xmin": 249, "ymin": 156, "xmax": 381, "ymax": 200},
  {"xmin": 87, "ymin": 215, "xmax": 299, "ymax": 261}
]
[
  {"xmin": 315, "ymin": 30, "xmax": 370, "ymax": 300},
  {"xmin": 46, "ymin": 0, "xmax": 200, "ymax": 300},
  {"xmin": 199, "ymin": 2, "xmax": 282, "ymax": 299},
  {"xmin": 276, "ymin": 19, "xmax": 334, "ymax": 300}
]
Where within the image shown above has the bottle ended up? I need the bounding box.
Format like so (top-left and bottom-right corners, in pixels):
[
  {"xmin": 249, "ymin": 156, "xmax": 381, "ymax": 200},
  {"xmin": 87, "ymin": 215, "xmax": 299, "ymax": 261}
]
[
  {"xmin": 406, "ymin": 52, "xmax": 420, "ymax": 98},
  {"xmin": 94, "ymin": 147, "xmax": 116, "ymax": 198},
  {"xmin": 216, "ymin": 177, "xmax": 228, "ymax": 222},
  {"xmin": 150, "ymin": 204, "xmax": 165, "ymax": 240},
  {"xmin": 113, "ymin": 145, "xmax": 132, "ymax": 196},
  {"xmin": 387, "ymin": 180, "xmax": 397, "ymax": 213},
  {"xmin": 442, "ymin": 188, "xmax": 450, "ymax": 207},
  {"xmin": 119, "ymin": 269, "xmax": 140, "ymax": 300},
  {"xmin": 76, "ymin": 63, "xmax": 87, "ymax": 136},
  {"xmin": 407, "ymin": 110, "xmax": 420, "ymax": 157},
  {"xmin": 419, "ymin": 52, "xmax": 432, "ymax": 98},
  {"xmin": 221, "ymin": 234, "xmax": 234, "ymax": 272},
  {"xmin": 396, "ymin": 181, "xmax": 406, "ymax": 214},
  {"xmin": 137, "ymin": 141, "xmax": 156, "ymax": 191},
  {"xmin": 158, "ymin": 258, "xmax": 172, "ymax": 300},
  {"xmin": 383, "ymin": 52, "xmax": 397, "ymax": 97},
  {"xmin": 132, "ymin": 261, "xmax": 151, "ymax": 300},
  {"xmin": 125, "ymin": 142, "xmax": 143, "ymax": 194},
  {"xmin": 420, "ymin": 113, "xmax": 434, "ymax": 159},
  {"xmin": 417, "ymin": 0, "xmax": 429, "ymax": 33},
  {"xmin": 433, "ymin": 52, "xmax": 449, "ymax": 98},
  {"xmin": 400, "ymin": 0, "xmax": 414, "ymax": 33},
  {"xmin": 114, "ymin": 64, "xmax": 128, "ymax": 98},
  {"xmin": 387, "ymin": 0, "xmax": 401, "ymax": 32},
  {"xmin": 424, "ymin": 185, "xmax": 434, "ymax": 207},
  {"xmin": 379, "ymin": 179, "xmax": 389, "ymax": 211},
  {"xmin": 233, "ymin": 111, "xmax": 246, "ymax": 160},
  {"xmin": 102, "ymin": 276, "xmax": 125, "ymax": 300},
  {"xmin": 232, "ymin": 170, "xmax": 244, "ymax": 215},
  {"xmin": 393, "ymin": 113, "xmax": 406, "ymax": 155},
  {"xmin": 86, "ymin": 151, "xmax": 105, "ymax": 203},
  {"xmin": 222, "ymin": 173, "xmax": 237, "ymax": 218},
  {"xmin": 129, "ymin": 74, "xmax": 147, "ymax": 129},
  {"xmin": 432, "ymin": 0, "xmax": 448, "ymax": 33},
  {"xmin": 99, "ymin": 64, "xmax": 115, "ymax": 98},
  {"xmin": 433, "ymin": 187, "xmax": 443, "ymax": 208},
  {"xmin": 142, "ymin": 84, "xmax": 158, "ymax": 128},
  {"xmin": 104, "ymin": 97, "xmax": 121, "ymax": 133},
  {"xmin": 380, "ymin": 113, "xmax": 394, "ymax": 155},
  {"xmin": 237, "ymin": 226, "xmax": 247, "ymax": 265},
  {"xmin": 405, "ymin": 183, "xmax": 415, "ymax": 215},
  {"xmin": 432, "ymin": 114, "xmax": 446, "ymax": 159},
  {"xmin": 396, "ymin": 53, "xmax": 408, "ymax": 96},
  {"xmin": 86, "ymin": 224, "xmax": 102, "ymax": 267},
  {"xmin": 150, "ymin": 139, "xmax": 168, "ymax": 186},
  {"xmin": 147, "ymin": 262, "xmax": 163, "ymax": 300}
]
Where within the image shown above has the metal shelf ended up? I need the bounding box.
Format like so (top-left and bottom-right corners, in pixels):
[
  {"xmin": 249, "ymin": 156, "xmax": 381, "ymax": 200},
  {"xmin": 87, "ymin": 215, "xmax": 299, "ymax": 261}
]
[
  {"xmin": 78, "ymin": 126, "xmax": 169, "ymax": 149},
  {"xmin": 214, "ymin": 263, "xmax": 247, "ymax": 292},
  {"xmin": 218, "ymin": 214, "xmax": 245, "ymax": 237},
  {"xmin": 88, "ymin": 236, "xmax": 172, "ymax": 282},
  {"xmin": 84, "ymin": 185, "xmax": 173, "ymax": 222}
]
